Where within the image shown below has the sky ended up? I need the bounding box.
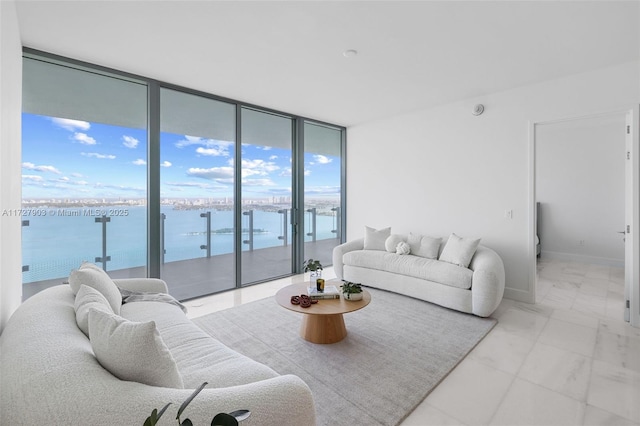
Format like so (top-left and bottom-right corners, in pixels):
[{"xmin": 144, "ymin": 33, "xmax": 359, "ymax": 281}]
[{"xmin": 21, "ymin": 113, "xmax": 341, "ymax": 201}]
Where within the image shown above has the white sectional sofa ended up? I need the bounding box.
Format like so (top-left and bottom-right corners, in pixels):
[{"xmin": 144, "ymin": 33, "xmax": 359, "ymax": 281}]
[
  {"xmin": 333, "ymin": 229, "xmax": 505, "ymax": 317},
  {"xmin": 0, "ymin": 267, "xmax": 315, "ymax": 425}
]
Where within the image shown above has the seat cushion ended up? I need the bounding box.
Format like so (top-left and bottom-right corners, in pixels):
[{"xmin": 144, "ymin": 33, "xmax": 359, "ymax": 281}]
[
  {"xmin": 120, "ymin": 302, "xmax": 279, "ymax": 389},
  {"xmin": 343, "ymin": 250, "xmax": 473, "ymax": 290}
]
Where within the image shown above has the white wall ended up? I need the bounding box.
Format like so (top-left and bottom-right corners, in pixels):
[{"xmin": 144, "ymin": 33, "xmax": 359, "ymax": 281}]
[
  {"xmin": 347, "ymin": 60, "xmax": 640, "ymax": 302},
  {"xmin": 0, "ymin": 0, "xmax": 23, "ymax": 332},
  {"xmin": 536, "ymin": 115, "xmax": 626, "ymax": 266}
]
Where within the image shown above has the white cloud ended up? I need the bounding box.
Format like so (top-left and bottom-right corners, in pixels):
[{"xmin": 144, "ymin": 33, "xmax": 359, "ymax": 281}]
[
  {"xmin": 22, "ymin": 175, "xmax": 44, "ymax": 182},
  {"xmin": 133, "ymin": 159, "xmax": 147, "ymax": 166},
  {"xmin": 122, "ymin": 135, "xmax": 139, "ymax": 149},
  {"xmin": 161, "ymin": 161, "xmax": 172, "ymax": 168},
  {"xmin": 311, "ymin": 154, "xmax": 332, "ymax": 165},
  {"xmin": 196, "ymin": 147, "xmax": 227, "ymax": 157},
  {"xmin": 73, "ymin": 132, "xmax": 97, "ymax": 145},
  {"xmin": 176, "ymin": 135, "xmax": 232, "ymax": 157},
  {"xmin": 186, "ymin": 166, "xmax": 234, "ymax": 181},
  {"xmin": 241, "ymin": 158, "xmax": 279, "ymax": 177},
  {"xmin": 22, "ymin": 162, "xmax": 62, "ymax": 174},
  {"xmin": 50, "ymin": 117, "xmax": 90, "ymax": 131},
  {"xmin": 81, "ymin": 152, "xmax": 116, "ymax": 160}
]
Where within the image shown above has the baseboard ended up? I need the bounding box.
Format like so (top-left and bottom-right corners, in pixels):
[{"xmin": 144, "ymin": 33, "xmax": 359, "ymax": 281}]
[
  {"xmin": 541, "ymin": 251, "xmax": 624, "ymax": 268},
  {"xmin": 504, "ymin": 286, "xmax": 535, "ymax": 304}
]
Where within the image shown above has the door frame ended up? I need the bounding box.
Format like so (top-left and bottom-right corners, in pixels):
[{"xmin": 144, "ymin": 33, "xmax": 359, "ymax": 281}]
[{"xmin": 528, "ymin": 107, "xmax": 640, "ymax": 327}]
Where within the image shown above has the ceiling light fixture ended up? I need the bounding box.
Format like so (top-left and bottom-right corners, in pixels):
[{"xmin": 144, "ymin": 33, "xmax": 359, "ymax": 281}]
[{"xmin": 343, "ymin": 49, "xmax": 358, "ymax": 58}]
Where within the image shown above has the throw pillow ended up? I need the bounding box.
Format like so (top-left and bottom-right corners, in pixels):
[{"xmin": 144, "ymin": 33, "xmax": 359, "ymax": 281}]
[
  {"xmin": 69, "ymin": 265, "xmax": 122, "ymax": 314},
  {"xmin": 396, "ymin": 241, "xmax": 411, "ymax": 255},
  {"xmin": 384, "ymin": 234, "xmax": 405, "ymax": 253},
  {"xmin": 439, "ymin": 233, "xmax": 481, "ymax": 268},
  {"xmin": 407, "ymin": 233, "xmax": 442, "ymax": 259},
  {"xmin": 364, "ymin": 226, "xmax": 391, "ymax": 251},
  {"xmin": 88, "ymin": 309, "xmax": 184, "ymax": 389},
  {"xmin": 74, "ymin": 285, "xmax": 113, "ymax": 337}
]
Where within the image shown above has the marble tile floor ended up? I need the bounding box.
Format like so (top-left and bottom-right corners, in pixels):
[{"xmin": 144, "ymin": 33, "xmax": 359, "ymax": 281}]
[{"xmin": 184, "ymin": 259, "xmax": 640, "ymax": 426}]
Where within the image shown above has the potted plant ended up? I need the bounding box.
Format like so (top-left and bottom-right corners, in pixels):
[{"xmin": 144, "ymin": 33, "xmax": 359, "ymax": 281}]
[
  {"xmin": 341, "ymin": 281, "xmax": 363, "ymax": 301},
  {"xmin": 144, "ymin": 382, "xmax": 250, "ymax": 426},
  {"xmin": 303, "ymin": 259, "xmax": 323, "ymax": 284}
]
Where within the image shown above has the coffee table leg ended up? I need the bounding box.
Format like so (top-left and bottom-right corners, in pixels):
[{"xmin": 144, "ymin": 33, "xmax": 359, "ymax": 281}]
[{"xmin": 300, "ymin": 313, "xmax": 347, "ymax": 344}]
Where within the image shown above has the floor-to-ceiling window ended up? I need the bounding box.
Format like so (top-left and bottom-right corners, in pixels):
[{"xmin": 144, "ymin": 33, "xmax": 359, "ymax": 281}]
[
  {"xmin": 159, "ymin": 88, "xmax": 237, "ymax": 300},
  {"xmin": 240, "ymin": 108, "xmax": 294, "ymax": 285},
  {"xmin": 21, "ymin": 55, "xmax": 148, "ymax": 299},
  {"xmin": 21, "ymin": 50, "xmax": 346, "ymax": 300},
  {"xmin": 303, "ymin": 122, "xmax": 344, "ymax": 267}
]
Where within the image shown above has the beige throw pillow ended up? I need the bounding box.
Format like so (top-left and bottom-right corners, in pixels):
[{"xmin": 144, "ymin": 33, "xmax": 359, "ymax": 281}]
[
  {"xmin": 74, "ymin": 284, "xmax": 113, "ymax": 337},
  {"xmin": 88, "ymin": 309, "xmax": 184, "ymax": 389}
]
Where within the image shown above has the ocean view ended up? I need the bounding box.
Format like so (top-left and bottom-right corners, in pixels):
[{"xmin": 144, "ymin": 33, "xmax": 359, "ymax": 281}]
[{"xmin": 22, "ymin": 205, "xmax": 338, "ymax": 283}]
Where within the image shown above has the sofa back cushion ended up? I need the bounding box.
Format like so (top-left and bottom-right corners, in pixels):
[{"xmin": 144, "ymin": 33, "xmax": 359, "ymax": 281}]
[
  {"xmin": 74, "ymin": 285, "xmax": 113, "ymax": 337},
  {"xmin": 88, "ymin": 309, "xmax": 184, "ymax": 389},
  {"xmin": 407, "ymin": 233, "xmax": 442, "ymax": 259},
  {"xmin": 69, "ymin": 263, "xmax": 122, "ymax": 314}
]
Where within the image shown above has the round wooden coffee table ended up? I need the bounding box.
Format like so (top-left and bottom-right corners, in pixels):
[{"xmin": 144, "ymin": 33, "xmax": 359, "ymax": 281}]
[{"xmin": 275, "ymin": 282, "xmax": 371, "ymax": 344}]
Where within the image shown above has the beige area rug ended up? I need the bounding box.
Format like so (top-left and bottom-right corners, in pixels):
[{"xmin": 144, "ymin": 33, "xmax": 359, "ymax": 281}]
[{"xmin": 193, "ymin": 288, "xmax": 496, "ymax": 426}]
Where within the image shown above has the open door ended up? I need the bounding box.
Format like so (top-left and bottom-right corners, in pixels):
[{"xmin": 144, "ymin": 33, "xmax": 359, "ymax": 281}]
[{"xmin": 625, "ymin": 106, "xmax": 640, "ymax": 327}]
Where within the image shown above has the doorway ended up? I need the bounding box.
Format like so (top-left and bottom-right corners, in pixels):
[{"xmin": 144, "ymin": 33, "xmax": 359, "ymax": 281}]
[{"xmin": 531, "ymin": 110, "xmax": 639, "ymax": 327}]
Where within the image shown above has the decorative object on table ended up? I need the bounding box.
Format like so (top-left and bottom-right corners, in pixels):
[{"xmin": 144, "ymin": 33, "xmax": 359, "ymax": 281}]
[
  {"xmin": 303, "ymin": 258, "xmax": 323, "ymax": 289},
  {"xmin": 144, "ymin": 381, "xmax": 250, "ymax": 426},
  {"xmin": 395, "ymin": 241, "xmax": 411, "ymax": 255},
  {"xmin": 290, "ymin": 294, "xmax": 317, "ymax": 308},
  {"xmin": 307, "ymin": 285, "xmax": 341, "ymax": 300},
  {"xmin": 341, "ymin": 281, "xmax": 363, "ymax": 301},
  {"xmin": 316, "ymin": 278, "xmax": 325, "ymax": 292}
]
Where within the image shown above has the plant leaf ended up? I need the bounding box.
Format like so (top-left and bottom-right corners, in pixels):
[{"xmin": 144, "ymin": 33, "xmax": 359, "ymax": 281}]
[
  {"xmin": 156, "ymin": 402, "xmax": 171, "ymax": 420},
  {"xmin": 177, "ymin": 382, "xmax": 208, "ymax": 420},
  {"xmin": 211, "ymin": 413, "xmax": 238, "ymax": 426},
  {"xmin": 228, "ymin": 410, "xmax": 251, "ymax": 422}
]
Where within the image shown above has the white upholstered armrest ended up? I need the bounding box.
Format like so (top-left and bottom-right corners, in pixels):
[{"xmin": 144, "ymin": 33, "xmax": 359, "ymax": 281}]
[
  {"xmin": 113, "ymin": 278, "xmax": 169, "ymax": 294},
  {"xmin": 468, "ymin": 246, "xmax": 505, "ymax": 317},
  {"xmin": 332, "ymin": 238, "xmax": 365, "ymax": 280}
]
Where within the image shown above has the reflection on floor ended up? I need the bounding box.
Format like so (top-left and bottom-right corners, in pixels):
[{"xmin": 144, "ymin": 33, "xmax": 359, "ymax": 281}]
[{"xmin": 186, "ymin": 259, "xmax": 640, "ymax": 426}]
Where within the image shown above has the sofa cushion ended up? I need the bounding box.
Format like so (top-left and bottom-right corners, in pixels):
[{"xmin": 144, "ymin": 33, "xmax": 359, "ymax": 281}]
[
  {"xmin": 74, "ymin": 285, "xmax": 113, "ymax": 337},
  {"xmin": 343, "ymin": 250, "xmax": 473, "ymax": 290},
  {"xmin": 439, "ymin": 233, "xmax": 481, "ymax": 268},
  {"xmin": 364, "ymin": 226, "xmax": 391, "ymax": 251},
  {"xmin": 385, "ymin": 234, "xmax": 405, "ymax": 253},
  {"xmin": 407, "ymin": 233, "xmax": 441, "ymax": 259},
  {"xmin": 88, "ymin": 309, "xmax": 184, "ymax": 389},
  {"xmin": 69, "ymin": 264, "xmax": 122, "ymax": 314},
  {"xmin": 120, "ymin": 301, "xmax": 280, "ymax": 389}
]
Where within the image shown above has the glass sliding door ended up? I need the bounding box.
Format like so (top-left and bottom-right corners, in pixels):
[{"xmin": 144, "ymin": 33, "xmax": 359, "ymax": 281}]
[
  {"xmin": 240, "ymin": 108, "xmax": 294, "ymax": 285},
  {"xmin": 159, "ymin": 88, "xmax": 237, "ymax": 300},
  {"xmin": 303, "ymin": 122, "xmax": 344, "ymax": 267},
  {"xmin": 21, "ymin": 57, "xmax": 148, "ymax": 299}
]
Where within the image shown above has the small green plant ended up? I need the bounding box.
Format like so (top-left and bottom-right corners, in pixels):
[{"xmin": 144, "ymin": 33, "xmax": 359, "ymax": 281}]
[
  {"xmin": 303, "ymin": 259, "xmax": 323, "ymax": 273},
  {"xmin": 341, "ymin": 281, "xmax": 363, "ymax": 294},
  {"xmin": 144, "ymin": 382, "xmax": 250, "ymax": 426}
]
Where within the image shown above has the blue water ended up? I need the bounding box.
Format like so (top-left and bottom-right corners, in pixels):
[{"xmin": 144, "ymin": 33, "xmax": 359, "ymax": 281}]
[{"xmin": 22, "ymin": 206, "xmax": 338, "ymax": 283}]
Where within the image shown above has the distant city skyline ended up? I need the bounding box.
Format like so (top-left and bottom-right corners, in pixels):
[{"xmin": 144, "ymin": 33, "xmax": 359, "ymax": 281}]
[{"xmin": 21, "ymin": 113, "xmax": 341, "ymax": 200}]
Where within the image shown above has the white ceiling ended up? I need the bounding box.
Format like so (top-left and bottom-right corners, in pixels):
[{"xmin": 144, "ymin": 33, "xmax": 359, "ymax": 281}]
[{"xmin": 14, "ymin": 1, "xmax": 640, "ymax": 127}]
